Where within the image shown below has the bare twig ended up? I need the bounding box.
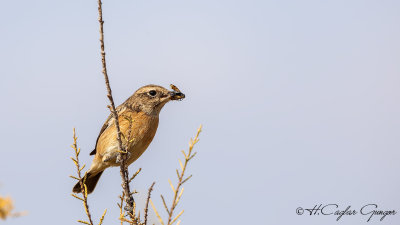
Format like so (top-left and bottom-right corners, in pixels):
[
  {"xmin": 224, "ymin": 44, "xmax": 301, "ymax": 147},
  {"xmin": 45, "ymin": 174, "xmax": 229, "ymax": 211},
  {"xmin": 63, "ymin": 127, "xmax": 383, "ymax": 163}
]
[
  {"xmin": 97, "ymin": 0, "xmax": 136, "ymax": 223},
  {"xmin": 166, "ymin": 125, "xmax": 202, "ymax": 225},
  {"xmin": 118, "ymin": 192, "xmax": 125, "ymax": 225},
  {"xmin": 144, "ymin": 182, "xmax": 156, "ymax": 225},
  {"xmin": 71, "ymin": 128, "xmax": 95, "ymax": 225},
  {"xmin": 98, "ymin": 209, "xmax": 107, "ymax": 225},
  {"xmin": 160, "ymin": 195, "xmax": 169, "ymax": 215},
  {"xmin": 97, "ymin": 0, "xmax": 123, "ymax": 148},
  {"xmin": 129, "ymin": 168, "xmax": 142, "ymax": 184},
  {"xmin": 151, "ymin": 125, "xmax": 202, "ymax": 225}
]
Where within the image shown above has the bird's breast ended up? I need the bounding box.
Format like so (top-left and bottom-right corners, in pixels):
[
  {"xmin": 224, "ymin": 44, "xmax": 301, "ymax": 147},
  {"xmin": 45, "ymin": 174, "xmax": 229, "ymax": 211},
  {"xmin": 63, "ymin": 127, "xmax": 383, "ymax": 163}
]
[
  {"xmin": 95, "ymin": 111, "xmax": 159, "ymax": 167},
  {"xmin": 122, "ymin": 112, "xmax": 159, "ymax": 165}
]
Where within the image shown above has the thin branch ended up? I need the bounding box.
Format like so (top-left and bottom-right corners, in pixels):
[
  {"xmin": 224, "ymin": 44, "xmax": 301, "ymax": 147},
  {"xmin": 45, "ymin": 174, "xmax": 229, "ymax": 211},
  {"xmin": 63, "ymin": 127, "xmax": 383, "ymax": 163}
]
[
  {"xmin": 129, "ymin": 168, "xmax": 142, "ymax": 184},
  {"xmin": 144, "ymin": 182, "xmax": 156, "ymax": 225},
  {"xmin": 71, "ymin": 128, "xmax": 94, "ymax": 225},
  {"xmin": 98, "ymin": 209, "xmax": 107, "ymax": 225},
  {"xmin": 160, "ymin": 195, "xmax": 170, "ymax": 215},
  {"xmin": 118, "ymin": 192, "xmax": 125, "ymax": 225},
  {"xmin": 97, "ymin": 0, "xmax": 136, "ymax": 223},
  {"xmin": 165, "ymin": 125, "xmax": 202, "ymax": 225}
]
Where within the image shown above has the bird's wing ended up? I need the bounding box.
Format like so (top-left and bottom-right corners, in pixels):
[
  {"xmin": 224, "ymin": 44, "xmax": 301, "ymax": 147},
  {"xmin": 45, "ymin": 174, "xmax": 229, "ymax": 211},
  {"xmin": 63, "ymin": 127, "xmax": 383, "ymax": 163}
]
[{"xmin": 90, "ymin": 105, "xmax": 127, "ymax": 155}]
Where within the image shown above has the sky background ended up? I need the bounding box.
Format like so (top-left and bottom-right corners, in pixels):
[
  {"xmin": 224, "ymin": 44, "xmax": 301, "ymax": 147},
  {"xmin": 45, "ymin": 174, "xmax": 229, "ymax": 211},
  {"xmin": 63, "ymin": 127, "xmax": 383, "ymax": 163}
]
[{"xmin": 1, "ymin": 0, "xmax": 400, "ymax": 224}]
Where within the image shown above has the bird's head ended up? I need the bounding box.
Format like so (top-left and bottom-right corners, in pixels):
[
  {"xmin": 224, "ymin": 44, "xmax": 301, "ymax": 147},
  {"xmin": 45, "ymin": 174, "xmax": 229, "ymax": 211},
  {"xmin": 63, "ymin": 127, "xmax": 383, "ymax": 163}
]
[{"xmin": 126, "ymin": 84, "xmax": 185, "ymax": 115}]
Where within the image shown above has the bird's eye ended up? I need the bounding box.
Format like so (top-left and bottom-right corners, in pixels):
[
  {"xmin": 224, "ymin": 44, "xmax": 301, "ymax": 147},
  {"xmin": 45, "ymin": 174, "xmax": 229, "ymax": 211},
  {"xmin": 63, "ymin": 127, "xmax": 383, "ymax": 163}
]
[{"xmin": 149, "ymin": 90, "xmax": 157, "ymax": 96}]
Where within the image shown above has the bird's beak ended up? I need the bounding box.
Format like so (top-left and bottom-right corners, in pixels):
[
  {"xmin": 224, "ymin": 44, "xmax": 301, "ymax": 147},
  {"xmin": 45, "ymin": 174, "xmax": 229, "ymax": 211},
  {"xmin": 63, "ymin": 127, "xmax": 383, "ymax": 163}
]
[{"xmin": 169, "ymin": 91, "xmax": 185, "ymax": 101}]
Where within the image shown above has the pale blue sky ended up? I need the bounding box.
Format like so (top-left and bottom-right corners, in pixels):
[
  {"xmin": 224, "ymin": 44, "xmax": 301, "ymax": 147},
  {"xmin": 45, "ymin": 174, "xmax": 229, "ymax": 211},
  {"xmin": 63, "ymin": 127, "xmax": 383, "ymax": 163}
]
[{"xmin": 1, "ymin": 0, "xmax": 400, "ymax": 224}]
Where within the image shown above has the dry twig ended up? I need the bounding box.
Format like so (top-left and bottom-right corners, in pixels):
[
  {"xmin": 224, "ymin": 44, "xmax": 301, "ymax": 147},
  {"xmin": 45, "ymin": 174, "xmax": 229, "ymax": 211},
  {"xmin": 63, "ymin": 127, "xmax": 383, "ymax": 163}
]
[
  {"xmin": 71, "ymin": 128, "xmax": 94, "ymax": 225},
  {"xmin": 144, "ymin": 182, "xmax": 156, "ymax": 225},
  {"xmin": 96, "ymin": 0, "xmax": 136, "ymax": 223},
  {"xmin": 151, "ymin": 125, "xmax": 202, "ymax": 225},
  {"xmin": 70, "ymin": 128, "xmax": 107, "ymax": 225}
]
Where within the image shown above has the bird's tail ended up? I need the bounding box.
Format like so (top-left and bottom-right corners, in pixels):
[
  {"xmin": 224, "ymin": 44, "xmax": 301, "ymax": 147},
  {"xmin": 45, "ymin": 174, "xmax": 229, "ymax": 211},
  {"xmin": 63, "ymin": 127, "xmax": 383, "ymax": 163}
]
[{"xmin": 72, "ymin": 171, "xmax": 103, "ymax": 194}]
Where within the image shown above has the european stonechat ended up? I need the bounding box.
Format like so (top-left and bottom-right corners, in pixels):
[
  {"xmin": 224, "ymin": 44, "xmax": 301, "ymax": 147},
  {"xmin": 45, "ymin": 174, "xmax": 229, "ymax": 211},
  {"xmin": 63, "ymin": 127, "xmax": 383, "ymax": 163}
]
[{"xmin": 73, "ymin": 84, "xmax": 185, "ymax": 194}]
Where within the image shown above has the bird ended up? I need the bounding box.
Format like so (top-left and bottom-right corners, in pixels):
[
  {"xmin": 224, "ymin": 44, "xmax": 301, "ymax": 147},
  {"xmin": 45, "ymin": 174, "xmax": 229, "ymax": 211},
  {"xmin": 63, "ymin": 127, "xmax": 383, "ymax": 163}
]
[{"xmin": 73, "ymin": 84, "xmax": 185, "ymax": 194}]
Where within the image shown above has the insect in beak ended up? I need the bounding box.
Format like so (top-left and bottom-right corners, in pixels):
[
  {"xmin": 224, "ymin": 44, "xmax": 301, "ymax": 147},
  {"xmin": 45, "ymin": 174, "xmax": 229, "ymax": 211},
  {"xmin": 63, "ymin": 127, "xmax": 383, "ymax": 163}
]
[{"xmin": 169, "ymin": 84, "xmax": 185, "ymax": 101}]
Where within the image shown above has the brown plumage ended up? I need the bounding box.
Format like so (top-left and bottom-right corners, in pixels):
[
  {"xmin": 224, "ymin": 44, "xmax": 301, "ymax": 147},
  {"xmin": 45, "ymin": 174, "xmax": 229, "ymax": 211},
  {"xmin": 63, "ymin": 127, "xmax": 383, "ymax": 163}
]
[{"xmin": 73, "ymin": 84, "xmax": 185, "ymax": 194}]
